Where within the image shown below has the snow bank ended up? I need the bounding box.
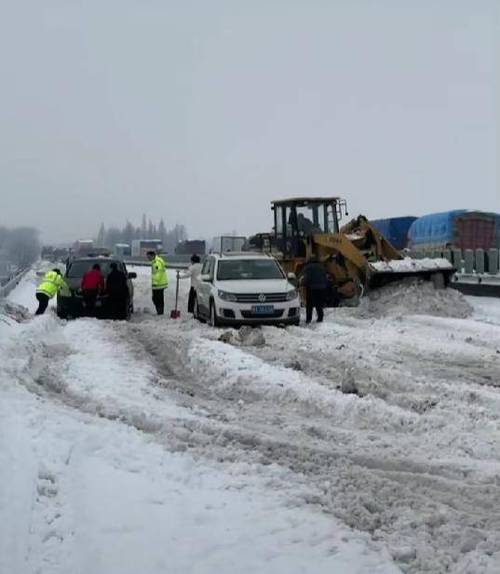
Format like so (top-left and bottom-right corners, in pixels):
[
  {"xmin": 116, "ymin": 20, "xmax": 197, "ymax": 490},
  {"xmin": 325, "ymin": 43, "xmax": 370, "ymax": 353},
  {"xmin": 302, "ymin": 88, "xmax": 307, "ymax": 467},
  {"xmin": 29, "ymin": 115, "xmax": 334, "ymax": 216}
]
[
  {"xmin": 0, "ymin": 299, "xmax": 30, "ymax": 323},
  {"xmin": 356, "ymin": 279, "xmax": 473, "ymax": 319},
  {"xmin": 0, "ymin": 378, "xmax": 401, "ymax": 574},
  {"xmin": 0, "ymin": 272, "xmax": 401, "ymax": 574},
  {"xmin": 4, "ymin": 268, "xmax": 500, "ymax": 574}
]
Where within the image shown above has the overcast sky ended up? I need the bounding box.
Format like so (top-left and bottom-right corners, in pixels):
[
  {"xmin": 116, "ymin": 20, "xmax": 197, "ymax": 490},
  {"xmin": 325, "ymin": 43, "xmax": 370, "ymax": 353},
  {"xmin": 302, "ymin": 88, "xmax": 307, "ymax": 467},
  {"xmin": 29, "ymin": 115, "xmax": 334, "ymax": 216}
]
[{"xmin": 0, "ymin": 0, "xmax": 498, "ymax": 243}]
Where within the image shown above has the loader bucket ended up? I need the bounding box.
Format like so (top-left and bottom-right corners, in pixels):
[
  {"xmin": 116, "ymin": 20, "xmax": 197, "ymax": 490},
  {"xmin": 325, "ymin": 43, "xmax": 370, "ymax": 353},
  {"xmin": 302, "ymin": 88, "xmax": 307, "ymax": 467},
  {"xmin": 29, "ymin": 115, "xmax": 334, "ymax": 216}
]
[{"xmin": 368, "ymin": 258, "xmax": 455, "ymax": 289}]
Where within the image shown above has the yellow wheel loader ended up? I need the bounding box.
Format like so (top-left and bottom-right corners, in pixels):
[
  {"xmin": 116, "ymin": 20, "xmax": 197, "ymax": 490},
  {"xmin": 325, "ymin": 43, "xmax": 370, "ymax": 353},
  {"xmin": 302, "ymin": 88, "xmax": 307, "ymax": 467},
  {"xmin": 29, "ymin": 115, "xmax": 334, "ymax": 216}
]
[{"xmin": 247, "ymin": 197, "xmax": 454, "ymax": 305}]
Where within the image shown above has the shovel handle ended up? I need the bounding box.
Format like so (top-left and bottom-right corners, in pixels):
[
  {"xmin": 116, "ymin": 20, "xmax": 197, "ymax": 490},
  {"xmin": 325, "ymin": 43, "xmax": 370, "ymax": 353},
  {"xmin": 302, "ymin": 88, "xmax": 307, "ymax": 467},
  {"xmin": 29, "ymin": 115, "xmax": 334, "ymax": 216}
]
[{"xmin": 175, "ymin": 270, "xmax": 180, "ymax": 311}]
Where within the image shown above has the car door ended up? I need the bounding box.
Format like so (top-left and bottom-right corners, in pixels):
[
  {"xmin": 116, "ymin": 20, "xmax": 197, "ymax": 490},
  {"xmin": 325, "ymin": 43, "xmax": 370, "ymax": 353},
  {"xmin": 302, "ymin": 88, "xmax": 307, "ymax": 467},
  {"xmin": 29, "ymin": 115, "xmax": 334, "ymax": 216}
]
[{"xmin": 197, "ymin": 256, "xmax": 215, "ymax": 314}]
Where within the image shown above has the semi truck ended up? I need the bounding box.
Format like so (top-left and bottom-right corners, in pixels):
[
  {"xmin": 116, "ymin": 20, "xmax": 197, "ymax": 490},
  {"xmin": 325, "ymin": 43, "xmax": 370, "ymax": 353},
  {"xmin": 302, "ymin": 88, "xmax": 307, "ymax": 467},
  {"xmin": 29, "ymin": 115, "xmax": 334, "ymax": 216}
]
[{"xmin": 131, "ymin": 239, "xmax": 163, "ymax": 257}]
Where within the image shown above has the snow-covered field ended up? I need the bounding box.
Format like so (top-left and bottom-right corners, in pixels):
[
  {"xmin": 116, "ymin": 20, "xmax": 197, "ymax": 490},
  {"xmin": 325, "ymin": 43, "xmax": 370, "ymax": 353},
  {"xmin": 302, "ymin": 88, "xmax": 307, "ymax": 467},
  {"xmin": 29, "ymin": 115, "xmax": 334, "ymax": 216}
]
[{"xmin": 2, "ymin": 264, "xmax": 500, "ymax": 574}]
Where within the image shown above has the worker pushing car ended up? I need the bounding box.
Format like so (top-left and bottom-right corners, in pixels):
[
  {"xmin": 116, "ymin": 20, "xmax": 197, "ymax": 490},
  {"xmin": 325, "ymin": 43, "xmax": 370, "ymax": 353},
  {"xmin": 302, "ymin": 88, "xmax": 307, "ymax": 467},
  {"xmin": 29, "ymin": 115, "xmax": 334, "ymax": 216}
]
[
  {"xmin": 146, "ymin": 250, "xmax": 168, "ymax": 315},
  {"xmin": 35, "ymin": 268, "xmax": 67, "ymax": 315},
  {"xmin": 106, "ymin": 262, "xmax": 128, "ymax": 320},
  {"xmin": 81, "ymin": 263, "xmax": 105, "ymax": 316}
]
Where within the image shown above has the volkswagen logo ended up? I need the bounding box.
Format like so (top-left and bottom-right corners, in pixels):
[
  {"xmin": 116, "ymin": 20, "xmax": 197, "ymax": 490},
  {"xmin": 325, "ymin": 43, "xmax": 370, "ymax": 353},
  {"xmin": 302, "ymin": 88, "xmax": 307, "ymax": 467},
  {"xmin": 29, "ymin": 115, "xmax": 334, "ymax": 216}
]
[{"xmin": 258, "ymin": 293, "xmax": 267, "ymax": 303}]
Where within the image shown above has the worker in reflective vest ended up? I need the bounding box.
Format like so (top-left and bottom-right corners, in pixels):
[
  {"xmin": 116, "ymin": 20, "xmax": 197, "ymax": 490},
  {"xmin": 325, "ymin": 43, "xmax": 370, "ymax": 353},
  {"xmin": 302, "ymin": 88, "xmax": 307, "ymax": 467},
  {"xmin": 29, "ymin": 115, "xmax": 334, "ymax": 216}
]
[
  {"xmin": 146, "ymin": 251, "xmax": 168, "ymax": 315},
  {"xmin": 35, "ymin": 269, "xmax": 67, "ymax": 315}
]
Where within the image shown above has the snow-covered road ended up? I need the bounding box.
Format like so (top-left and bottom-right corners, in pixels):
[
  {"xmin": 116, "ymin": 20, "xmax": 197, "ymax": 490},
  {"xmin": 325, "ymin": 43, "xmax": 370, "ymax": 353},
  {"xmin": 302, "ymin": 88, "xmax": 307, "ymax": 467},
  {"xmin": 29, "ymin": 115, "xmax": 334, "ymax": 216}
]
[{"xmin": 2, "ymin": 264, "xmax": 500, "ymax": 574}]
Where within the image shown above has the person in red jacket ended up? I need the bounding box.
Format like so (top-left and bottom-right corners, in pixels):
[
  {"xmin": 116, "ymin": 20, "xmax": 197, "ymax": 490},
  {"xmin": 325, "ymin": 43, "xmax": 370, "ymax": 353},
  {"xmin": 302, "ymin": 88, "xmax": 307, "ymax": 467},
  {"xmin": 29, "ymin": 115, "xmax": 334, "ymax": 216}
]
[{"xmin": 81, "ymin": 263, "xmax": 105, "ymax": 316}]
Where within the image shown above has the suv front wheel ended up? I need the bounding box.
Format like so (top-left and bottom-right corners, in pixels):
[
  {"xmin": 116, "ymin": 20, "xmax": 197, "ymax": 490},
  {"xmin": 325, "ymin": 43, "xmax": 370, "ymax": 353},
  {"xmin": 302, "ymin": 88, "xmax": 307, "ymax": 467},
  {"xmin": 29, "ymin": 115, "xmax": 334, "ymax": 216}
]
[
  {"xmin": 209, "ymin": 300, "xmax": 220, "ymax": 327},
  {"xmin": 193, "ymin": 295, "xmax": 204, "ymax": 323}
]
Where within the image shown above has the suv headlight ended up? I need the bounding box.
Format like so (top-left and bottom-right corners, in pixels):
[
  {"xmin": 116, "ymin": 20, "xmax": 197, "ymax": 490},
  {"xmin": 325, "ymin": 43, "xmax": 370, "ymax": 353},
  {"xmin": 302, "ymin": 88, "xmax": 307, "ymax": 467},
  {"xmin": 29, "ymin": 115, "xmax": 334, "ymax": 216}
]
[
  {"xmin": 286, "ymin": 288, "xmax": 299, "ymax": 300},
  {"xmin": 217, "ymin": 290, "xmax": 237, "ymax": 302}
]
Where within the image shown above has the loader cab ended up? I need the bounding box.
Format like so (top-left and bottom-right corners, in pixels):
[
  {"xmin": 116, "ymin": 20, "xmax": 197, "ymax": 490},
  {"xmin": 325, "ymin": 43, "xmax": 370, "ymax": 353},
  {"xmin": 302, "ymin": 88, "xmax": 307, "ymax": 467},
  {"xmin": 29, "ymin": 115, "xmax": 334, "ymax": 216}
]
[{"xmin": 271, "ymin": 197, "xmax": 347, "ymax": 257}]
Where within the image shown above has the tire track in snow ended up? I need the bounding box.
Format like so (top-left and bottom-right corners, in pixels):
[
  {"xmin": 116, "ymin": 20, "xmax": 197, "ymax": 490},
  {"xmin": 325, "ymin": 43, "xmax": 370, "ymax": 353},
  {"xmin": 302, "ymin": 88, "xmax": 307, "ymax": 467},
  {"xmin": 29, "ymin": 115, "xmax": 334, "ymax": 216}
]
[
  {"xmin": 6, "ymin": 296, "xmax": 500, "ymax": 573},
  {"xmin": 122, "ymin": 317, "xmax": 500, "ymax": 574}
]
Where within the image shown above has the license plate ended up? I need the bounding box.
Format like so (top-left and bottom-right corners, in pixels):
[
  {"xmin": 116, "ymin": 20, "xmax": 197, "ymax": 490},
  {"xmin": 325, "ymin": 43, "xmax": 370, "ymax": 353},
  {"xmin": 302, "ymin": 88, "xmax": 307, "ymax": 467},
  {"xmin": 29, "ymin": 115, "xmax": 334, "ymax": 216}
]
[{"xmin": 251, "ymin": 305, "xmax": 274, "ymax": 314}]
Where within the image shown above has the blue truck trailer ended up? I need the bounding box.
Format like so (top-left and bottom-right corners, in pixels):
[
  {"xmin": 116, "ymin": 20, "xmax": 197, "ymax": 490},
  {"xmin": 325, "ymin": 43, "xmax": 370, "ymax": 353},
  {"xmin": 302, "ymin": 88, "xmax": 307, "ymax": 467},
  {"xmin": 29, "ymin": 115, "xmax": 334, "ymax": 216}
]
[
  {"xmin": 408, "ymin": 210, "xmax": 500, "ymax": 250},
  {"xmin": 370, "ymin": 216, "xmax": 417, "ymax": 250}
]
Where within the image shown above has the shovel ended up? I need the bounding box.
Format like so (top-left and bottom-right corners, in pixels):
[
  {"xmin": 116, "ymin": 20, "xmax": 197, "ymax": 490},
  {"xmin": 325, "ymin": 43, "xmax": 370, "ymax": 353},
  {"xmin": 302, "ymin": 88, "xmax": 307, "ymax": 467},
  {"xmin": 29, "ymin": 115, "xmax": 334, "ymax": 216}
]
[{"xmin": 170, "ymin": 270, "xmax": 181, "ymax": 319}]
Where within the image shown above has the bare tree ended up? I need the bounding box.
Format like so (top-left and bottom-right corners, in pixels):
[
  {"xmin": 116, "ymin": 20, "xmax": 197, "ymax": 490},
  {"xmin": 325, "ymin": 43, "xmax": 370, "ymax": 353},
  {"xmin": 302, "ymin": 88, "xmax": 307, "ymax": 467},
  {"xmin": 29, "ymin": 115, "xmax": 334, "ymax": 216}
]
[{"xmin": 0, "ymin": 226, "xmax": 40, "ymax": 266}]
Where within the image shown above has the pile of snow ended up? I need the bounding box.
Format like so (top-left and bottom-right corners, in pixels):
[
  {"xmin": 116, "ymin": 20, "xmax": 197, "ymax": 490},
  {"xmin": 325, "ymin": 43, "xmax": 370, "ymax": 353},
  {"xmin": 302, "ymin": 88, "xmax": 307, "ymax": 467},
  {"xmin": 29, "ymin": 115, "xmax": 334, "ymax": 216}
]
[
  {"xmin": 0, "ymin": 300, "xmax": 30, "ymax": 324},
  {"xmin": 218, "ymin": 326, "xmax": 266, "ymax": 347},
  {"xmin": 356, "ymin": 279, "xmax": 473, "ymax": 319}
]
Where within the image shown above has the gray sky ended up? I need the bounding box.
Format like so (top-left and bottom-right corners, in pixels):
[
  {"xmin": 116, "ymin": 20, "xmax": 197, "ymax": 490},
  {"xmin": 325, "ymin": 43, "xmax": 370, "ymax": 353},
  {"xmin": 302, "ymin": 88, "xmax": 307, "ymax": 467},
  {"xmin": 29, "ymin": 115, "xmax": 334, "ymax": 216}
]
[{"xmin": 0, "ymin": 0, "xmax": 498, "ymax": 243}]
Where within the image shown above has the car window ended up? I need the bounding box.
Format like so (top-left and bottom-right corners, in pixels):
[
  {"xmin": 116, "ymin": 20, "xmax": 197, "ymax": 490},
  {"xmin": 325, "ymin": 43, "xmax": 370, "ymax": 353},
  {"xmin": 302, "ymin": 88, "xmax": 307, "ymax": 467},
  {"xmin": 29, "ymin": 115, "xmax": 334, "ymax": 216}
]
[
  {"xmin": 66, "ymin": 260, "xmax": 119, "ymax": 278},
  {"xmin": 207, "ymin": 257, "xmax": 215, "ymax": 279},
  {"xmin": 217, "ymin": 259, "xmax": 284, "ymax": 281},
  {"xmin": 201, "ymin": 258, "xmax": 211, "ymax": 276}
]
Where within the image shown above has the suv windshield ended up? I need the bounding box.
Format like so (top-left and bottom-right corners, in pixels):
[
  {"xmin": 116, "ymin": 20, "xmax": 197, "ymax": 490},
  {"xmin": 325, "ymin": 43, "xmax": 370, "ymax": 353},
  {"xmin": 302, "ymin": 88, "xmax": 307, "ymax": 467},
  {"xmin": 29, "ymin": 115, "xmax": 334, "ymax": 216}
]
[
  {"xmin": 67, "ymin": 260, "xmax": 119, "ymax": 278},
  {"xmin": 217, "ymin": 259, "xmax": 284, "ymax": 281}
]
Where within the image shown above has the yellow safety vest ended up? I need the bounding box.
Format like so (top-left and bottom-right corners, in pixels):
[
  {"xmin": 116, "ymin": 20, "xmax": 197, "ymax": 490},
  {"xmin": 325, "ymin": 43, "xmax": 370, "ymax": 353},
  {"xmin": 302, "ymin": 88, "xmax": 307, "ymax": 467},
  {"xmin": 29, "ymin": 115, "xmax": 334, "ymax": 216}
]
[
  {"xmin": 36, "ymin": 271, "xmax": 66, "ymax": 299},
  {"xmin": 151, "ymin": 256, "xmax": 168, "ymax": 290}
]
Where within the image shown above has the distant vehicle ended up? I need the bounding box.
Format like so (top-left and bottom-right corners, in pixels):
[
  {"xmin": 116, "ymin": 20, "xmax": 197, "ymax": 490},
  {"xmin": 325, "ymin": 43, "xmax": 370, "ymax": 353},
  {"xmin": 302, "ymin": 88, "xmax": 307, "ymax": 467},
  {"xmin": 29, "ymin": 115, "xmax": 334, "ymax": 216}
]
[
  {"xmin": 73, "ymin": 239, "xmax": 94, "ymax": 256},
  {"xmin": 210, "ymin": 236, "xmax": 247, "ymax": 254},
  {"xmin": 114, "ymin": 243, "xmax": 131, "ymax": 257},
  {"xmin": 57, "ymin": 257, "xmax": 136, "ymax": 319},
  {"xmin": 175, "ymin": 240, "xmax": 206, "ymax": 255},
  {"xmin": 193, "ymin": 252, "xmax": 300, "ymax": 327},
  {"xmin": 131, "ymin": 239, "xmax": 163, "ymax": 258}
]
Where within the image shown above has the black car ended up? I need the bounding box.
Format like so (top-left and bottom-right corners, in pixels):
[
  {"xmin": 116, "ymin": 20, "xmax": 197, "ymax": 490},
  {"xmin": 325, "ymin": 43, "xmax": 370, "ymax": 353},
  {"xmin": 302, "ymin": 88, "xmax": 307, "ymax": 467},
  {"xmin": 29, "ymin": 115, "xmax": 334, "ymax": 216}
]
[{"xmin": 57, "ymin": 257, "xmax": 136, "ymax": 319}]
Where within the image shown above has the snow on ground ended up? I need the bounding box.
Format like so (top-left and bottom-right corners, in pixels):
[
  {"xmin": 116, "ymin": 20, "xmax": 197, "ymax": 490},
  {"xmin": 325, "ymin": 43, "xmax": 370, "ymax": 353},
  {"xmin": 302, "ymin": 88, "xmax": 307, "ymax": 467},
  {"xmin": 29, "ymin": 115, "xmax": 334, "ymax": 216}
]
[
  {"xmin": 1, "ymin": 267, "xmax": 400, "ymax": 574},
  {"xmin": 2, "ymin": 267, "xmax": 500, "ymax": 573}
]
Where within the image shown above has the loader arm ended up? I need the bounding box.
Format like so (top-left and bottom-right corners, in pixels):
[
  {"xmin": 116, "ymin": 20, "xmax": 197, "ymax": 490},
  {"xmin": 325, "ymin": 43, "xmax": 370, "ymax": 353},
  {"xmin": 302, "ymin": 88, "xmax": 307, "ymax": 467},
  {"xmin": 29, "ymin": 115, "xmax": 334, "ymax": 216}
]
[
  {"xmin": 311, "ymin": 233, "xmax": 370, "ymax": 272},
  {"xmin": 340, "ymin": 216, "xmax": 402, "ymax": 261}
]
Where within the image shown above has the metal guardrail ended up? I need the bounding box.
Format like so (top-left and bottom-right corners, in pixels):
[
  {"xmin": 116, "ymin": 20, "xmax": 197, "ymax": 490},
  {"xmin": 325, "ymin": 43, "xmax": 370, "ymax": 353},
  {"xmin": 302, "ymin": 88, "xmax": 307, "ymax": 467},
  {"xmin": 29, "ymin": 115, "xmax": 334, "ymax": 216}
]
[
  {"xmin": 410, "ymin": 247, "xmax": 500, "ymax": 297},
  {"xmin": 124, "ymin": 258, "xmax": 190, "ymax": 269},
  {"xmin": 411, "ymin": 247, "xmax": 500, "ymax": 276},
  {"xmin": 0, "ymin": 267, "xmax": 30, "ymax": 298},
  {"xmin": 450, "ymin": 272, "xmax": 500, "ymax": 298}
]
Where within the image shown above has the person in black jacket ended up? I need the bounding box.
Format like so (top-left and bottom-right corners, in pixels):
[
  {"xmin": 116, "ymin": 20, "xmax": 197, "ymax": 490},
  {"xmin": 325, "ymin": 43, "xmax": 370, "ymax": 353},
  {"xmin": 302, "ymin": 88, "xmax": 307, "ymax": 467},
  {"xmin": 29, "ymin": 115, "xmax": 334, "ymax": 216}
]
[
  {"xmin": 106, "ymin": 263, "xmax": 129, "ymax": 319},
  {"xmin": 301, "ymin": 256, "xmax": 328, "ymax": 323}
]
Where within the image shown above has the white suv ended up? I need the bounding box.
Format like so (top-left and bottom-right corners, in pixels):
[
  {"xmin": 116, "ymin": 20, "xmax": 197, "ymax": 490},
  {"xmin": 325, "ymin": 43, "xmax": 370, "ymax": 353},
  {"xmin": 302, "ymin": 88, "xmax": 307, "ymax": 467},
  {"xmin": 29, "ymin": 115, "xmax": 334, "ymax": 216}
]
[{"xmin": 193, "ymin": 253, "xmax": 300, "ymax": 327}]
